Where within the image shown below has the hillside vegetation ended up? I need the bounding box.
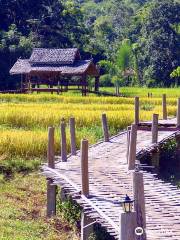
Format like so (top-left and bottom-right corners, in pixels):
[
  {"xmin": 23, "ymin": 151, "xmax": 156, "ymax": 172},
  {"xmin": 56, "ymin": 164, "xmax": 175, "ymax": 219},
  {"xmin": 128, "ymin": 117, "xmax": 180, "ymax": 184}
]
[{"xmin": 0, "ymin": 0, "xmax": 180, "ymax": 89}]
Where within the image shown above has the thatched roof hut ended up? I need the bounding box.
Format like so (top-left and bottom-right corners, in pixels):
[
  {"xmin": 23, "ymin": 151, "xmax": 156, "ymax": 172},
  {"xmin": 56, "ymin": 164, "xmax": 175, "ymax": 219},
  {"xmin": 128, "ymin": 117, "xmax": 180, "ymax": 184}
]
[{"xmin": 10, "ymin": 48, "xmax": 100, "ymax": 95}]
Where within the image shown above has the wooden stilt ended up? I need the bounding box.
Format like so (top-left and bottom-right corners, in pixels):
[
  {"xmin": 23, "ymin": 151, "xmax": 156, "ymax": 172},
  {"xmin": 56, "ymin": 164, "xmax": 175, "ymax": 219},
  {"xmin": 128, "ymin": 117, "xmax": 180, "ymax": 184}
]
[
  {"xmin": 94, "ymin": 76, "xmax": 100, "ymax": 92},
  {"xmin": 101, "ymin": 113, "xmax": 109, "ymax": 142},
  {"xmin": 151, "ymin": 150, "xmax": 160, "ymax": 169},
  {"xmin": 119, "ymin": 212, "xmax": 136, "ymax": 240},
  {"xmin": 70, "ymin": 117, "xmax": 76, "ymax": 155},
  {"xmin": 151, "ymin": 114, "xmax": 159, "ymax": 144},
  {"xmin": 162, "ymin": 94, "xmax": 167, "ymax": 120},
  {"xmin": 47, "ymin": 127, "xmax": 56, "ymax": 217},
  {"xmin": 81, "ymin": 139, "xmax": 89, "ymax": 197},
  {"xmin": 128, "ymin": 124, "xmax": 137, "ymax": 170},
  {"xmin": 81, "ymin": 212, "xmax": 94, "ymax": 240},
  {"xmin": 81, "ymin": 139, "xmax": 93, "ymax": 240},
  {"xmin": 134, "ymin": 97, "xmax": 139, "ymax": 125},
  {"xmin": 57, "ymin": 80, "xmax": 60, "ymax": 95},
  {"xmin": 133, "ymin": 171, "xmax": 146, "ymax": 240},
  {"xmin": 60, "ymin": 119, "xmax": 67, "ymax": 162},
  {"xmin": 177, "ymin": 98, "xmax": 180, "ymax": 128}
]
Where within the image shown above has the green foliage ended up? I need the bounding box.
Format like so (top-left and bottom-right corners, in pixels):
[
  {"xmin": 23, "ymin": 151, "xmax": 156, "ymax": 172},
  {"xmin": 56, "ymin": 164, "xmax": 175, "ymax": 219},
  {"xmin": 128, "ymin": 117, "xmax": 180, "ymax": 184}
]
[
  {"xmin": 116, "ymin": 39, "xmax": 133, "ymax": 71},
  {"xmin": 99, "ymin": 74, "xmax": 113, "ymax": 87},
  {"xmin": 130, "ymin": 0, "xmax": 180, "ymax": 86},
  {"xmin": 171, "ymin": 66, "xmax": 180, "ymax": 78},
  {"xmin": 0, "ymin": 157, "xmax": 41, "ymax": 179},
  {"xmin": 57, "ymin": 196, "xmax": 81, "ymax": 226}
]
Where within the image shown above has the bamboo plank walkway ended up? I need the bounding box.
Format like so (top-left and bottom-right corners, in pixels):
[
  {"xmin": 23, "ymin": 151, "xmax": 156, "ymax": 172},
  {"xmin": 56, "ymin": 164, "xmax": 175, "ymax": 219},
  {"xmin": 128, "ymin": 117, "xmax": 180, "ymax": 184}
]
[{"xmin": 42, "ymin": 118, "xmax": 180, "ymax": 240}]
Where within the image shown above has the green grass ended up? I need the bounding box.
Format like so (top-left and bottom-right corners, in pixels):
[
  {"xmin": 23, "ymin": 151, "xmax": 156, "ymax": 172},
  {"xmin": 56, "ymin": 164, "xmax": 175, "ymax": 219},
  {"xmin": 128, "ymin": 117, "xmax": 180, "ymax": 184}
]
[
  {"xmin": 0, "ymin": 173, "xmax": 79, "ymax": 240},
  {"xmin": 100, "ymin": 87, "xmax": 180, "ymax": 97}
]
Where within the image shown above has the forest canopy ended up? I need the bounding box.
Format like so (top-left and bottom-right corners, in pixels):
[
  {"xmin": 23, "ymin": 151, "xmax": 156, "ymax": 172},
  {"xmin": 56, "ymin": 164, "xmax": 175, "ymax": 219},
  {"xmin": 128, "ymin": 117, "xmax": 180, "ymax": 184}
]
[{"xmin": 0, "ymin": 0, "xmax": 180, "ymax": 89}]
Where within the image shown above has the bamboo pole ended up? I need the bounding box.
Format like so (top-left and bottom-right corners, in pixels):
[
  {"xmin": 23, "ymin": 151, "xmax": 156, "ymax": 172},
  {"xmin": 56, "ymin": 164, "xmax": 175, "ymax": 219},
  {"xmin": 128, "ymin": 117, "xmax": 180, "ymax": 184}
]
[
  {"xmin": 70, "ymin": 117, "xmax": 76, "ymax": 155},
  {"xmin": 47, "ymin": 127, "xmax": 56, "ymax": 217},
  {"xmin": 128, "ymin": 124, "xmax": 137, "ymax": 170},
  {"xmin": 81, "ymin": 139, "xmax": 89, "ymax": 197},
  {"xmin": 133, "ymin": 171, "xmax": 146, "ymax": 240},
  {"xmin": 102, "ymin": 113, "xmax": 109, "ymax": 142},
  {"xmin": 151, "ymin": 114, "xmax": 159, "ymax": 144},
  {"xmin": 119, "ymin": 212, "xmax": 136, "ymax": 240},
  {"xmin": 162, "ymin": 94, "xmax": 167, "ymax": 120},
  {"xmin": 177, "ymin": 98, "xmax": 180, "ymax": 128},
  {"xmin": 60, "ymin": 118, "xmax": 67, "ymax": 162},
  {"xmin": 134, "ymin": 96, "xmax": 139, "ymax": 125}
]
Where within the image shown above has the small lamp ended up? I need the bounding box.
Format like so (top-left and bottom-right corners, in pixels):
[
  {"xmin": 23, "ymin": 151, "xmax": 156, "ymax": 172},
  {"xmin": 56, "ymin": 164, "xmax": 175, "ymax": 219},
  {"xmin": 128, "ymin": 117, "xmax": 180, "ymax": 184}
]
[{"xmin": 121, "ymin": 194, "xmax": 134, "ymax": 213}]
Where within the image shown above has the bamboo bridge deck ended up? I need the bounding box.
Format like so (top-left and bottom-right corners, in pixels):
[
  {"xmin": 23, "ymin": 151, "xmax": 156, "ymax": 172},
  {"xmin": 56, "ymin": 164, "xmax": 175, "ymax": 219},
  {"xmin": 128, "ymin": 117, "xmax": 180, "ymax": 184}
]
[{"xmin": 42, "ymin": 118, "xmax": 180, "ymax": 240}]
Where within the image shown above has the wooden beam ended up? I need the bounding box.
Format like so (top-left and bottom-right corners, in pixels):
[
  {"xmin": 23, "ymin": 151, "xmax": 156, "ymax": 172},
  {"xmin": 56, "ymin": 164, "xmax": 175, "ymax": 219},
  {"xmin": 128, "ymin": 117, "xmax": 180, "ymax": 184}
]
[
  {"xmin": 152, "ymin": 114, "xmax": 159, "ymax": 144},
  {"xmin": 126, "ymin": 126, "xmax": 131, "ymax": 163},
  {"xmin": 47, "ymin": 127, "xmax": 56, "ymax": 217},
  {"xmin": 47, "ymin": 127, "xmax": 55, "ymax": 168},
  {"xmin": 119, "ymin": 212, "xmax": 136, "ymax": 240},
  {"xmin": 133, "ymin": 171, "xmax": 147, "ymax": 240},
  {"xmin": 134, "ymin": 97, "xmax": 139, "ymax": 125},
  {"xmin": 101, "ymin": 113, "xmax": 109, "ymax": 142},
  {"xmin": 81, "ymin": 139, "xmax": 89, "ymax": 197},
  {"xmin": 70, "ymin": 117, "xmax": 76, "ymax": 155},
  {"xmin": 162, "ymin": 94, "xmax": 167, "ymax": 120},
  {"xmin": 128, "ymin": 124, "xmax": 137, "ymax": 170},
  {"xmin": 60, "ymin": 119, "xmax": 67, "ymax": 162},
  {"xmin": 137, "ymin": 126, "xmax": 180, "ymax": 132}
]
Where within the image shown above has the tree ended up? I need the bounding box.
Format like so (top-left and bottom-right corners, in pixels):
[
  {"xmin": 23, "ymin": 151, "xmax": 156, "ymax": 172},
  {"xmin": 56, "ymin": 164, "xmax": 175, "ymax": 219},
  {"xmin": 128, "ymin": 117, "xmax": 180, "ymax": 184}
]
[
  {"xmin": 130, "ymin": 0, "xmax": 180, "ymax": 86},
  {"xmin": 170, "ymin": 66, "xmax": 180, "ymax": 85}
]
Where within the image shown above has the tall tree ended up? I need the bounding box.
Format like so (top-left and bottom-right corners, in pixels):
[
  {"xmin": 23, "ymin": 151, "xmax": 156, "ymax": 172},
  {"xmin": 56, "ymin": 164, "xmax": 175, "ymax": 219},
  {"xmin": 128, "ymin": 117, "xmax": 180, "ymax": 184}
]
[{"xmin": 130, "ymin": 0, "xmax": 180, "ymax": 86}]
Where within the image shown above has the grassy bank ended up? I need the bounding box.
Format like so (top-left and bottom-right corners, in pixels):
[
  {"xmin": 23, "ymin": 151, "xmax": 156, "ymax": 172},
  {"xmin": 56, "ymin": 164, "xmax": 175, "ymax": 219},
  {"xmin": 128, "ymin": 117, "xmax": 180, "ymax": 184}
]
[{"xmin": 0, "ymin": 173, "xmax": 79, "ymax": 240}]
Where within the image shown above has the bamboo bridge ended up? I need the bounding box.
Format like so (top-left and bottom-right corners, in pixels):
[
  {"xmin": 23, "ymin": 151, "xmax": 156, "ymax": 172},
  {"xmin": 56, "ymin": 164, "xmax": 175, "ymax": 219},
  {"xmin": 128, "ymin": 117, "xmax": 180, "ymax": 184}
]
[{"xmin": 42, "ymin": 95, "xmax": 180, "ymax": 240}]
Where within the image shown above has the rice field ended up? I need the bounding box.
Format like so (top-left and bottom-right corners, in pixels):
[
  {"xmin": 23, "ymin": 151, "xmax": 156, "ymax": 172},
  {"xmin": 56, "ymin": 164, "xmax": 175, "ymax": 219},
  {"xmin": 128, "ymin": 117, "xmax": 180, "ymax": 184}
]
[{"xmin": 0, "ymin": 88, "xmax": 179, "ymax": 161}]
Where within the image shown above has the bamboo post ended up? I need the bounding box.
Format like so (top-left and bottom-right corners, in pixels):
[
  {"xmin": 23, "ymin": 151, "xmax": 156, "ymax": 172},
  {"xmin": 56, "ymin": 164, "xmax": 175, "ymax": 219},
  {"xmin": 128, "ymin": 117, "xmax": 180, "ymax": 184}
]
[
  {"xmin": 151, "ymin": 149, "xmax": 160, "ymax": 169},
  {"xmin": 162, "ymin": 94, "xmax": 167, "ymax": 120},
  {"xmin": 151, "ymin": 114, "xmax": 159, "ymax": 144},
  {"xmin": 133, "ymin": 171, "xmax": 147, "ymax": 240},
  {"xmin": 47, "ymin": 127, "xmax": 56, "ymax": 217},
  {"xmin": 119, "ymin": 212, "xmax": 136, "ymax": 240},
  {"xmin": 81, "ymin": 139, "xmax": 89, "ymax": 197},
  {"xmin": 60, "ymin": 118, "xmax": 67, "ymax": 162},
  {"xmin": 70, "ymin": 117, "xmax": 76, "ymax": 155},
  {"xmin": 128, "ymin": 124, "xmax": 137, "ymax": 170},
  {"xmin": 101, "ymin": 113, "xmax": 109, "ymax": 142},
  {"xmin": 126, "ymin": 126, "xmax": 131, "ymax": 163},
  {"xmin": 177, "ymin": 98, "xmax": 180, "ymax": 128},
  {"xmin": 134, "ymin": 96, "xmax": 139, "ymax": 125}
]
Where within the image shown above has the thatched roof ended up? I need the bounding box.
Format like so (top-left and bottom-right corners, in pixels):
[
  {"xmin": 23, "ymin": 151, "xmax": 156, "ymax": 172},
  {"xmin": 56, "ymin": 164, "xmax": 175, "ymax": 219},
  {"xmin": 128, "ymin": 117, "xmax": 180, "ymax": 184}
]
[
  {"xmin": 29, "ymin": 48, "xmax": 80, "ymax": 65},
  {"xmin": 10, "ymin": 48, "xmax": 99, "ymax": 77},
  {"xmin": 10, "ymin": 59, "xmax": 99, "ymax": 76}
]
